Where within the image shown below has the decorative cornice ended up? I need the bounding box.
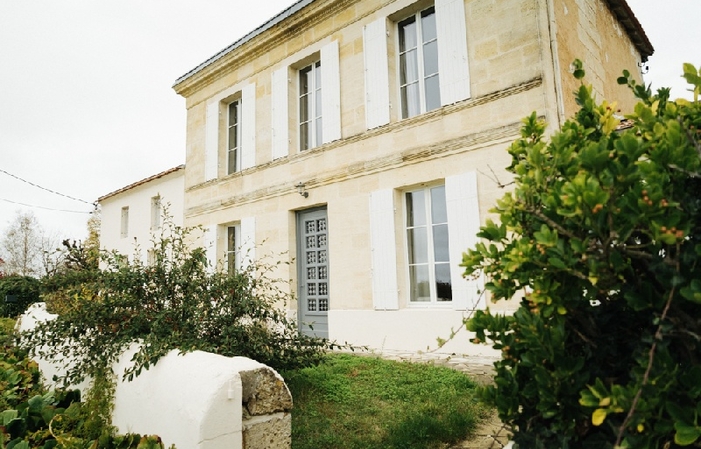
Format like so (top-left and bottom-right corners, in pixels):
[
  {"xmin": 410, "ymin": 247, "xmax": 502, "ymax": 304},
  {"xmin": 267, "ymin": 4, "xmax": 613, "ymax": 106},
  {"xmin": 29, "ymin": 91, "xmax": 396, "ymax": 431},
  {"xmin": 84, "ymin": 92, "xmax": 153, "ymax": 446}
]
[{"xmin": 173, "ymin": 0, "xmax": 390, "ymax": 98}]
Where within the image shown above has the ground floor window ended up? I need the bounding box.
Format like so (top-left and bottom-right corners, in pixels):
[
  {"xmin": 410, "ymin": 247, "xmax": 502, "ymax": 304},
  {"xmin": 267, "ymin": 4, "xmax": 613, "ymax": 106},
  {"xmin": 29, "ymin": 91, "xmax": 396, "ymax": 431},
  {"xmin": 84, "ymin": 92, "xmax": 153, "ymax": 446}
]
[
  {"xmin": 405, "ymin": 184, "xmax": 451, "ymax": 303},
  {"xmin": 226, "ymin": 225, "xmax": 239, "ymax": 275}
]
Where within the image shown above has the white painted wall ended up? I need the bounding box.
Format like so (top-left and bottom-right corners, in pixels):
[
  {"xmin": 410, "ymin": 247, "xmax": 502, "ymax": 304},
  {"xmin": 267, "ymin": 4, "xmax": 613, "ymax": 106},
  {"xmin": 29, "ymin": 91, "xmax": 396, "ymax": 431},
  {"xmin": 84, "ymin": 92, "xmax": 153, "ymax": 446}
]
[
  {"xmin": 99, "ymin": 167, "xmax": 185, "ymax": 262},
  {"xmin": 17, "ymin": 303, "xmax": 291, "ymax": 449}
]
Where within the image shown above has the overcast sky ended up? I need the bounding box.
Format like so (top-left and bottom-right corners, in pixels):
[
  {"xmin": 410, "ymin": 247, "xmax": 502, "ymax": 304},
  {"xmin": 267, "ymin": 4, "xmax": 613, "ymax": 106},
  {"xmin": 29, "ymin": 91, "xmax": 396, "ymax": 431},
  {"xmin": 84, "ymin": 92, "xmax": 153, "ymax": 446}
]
[{"xmin": 0, "ymin": 0, "xmax": 699, "ymax": 244}]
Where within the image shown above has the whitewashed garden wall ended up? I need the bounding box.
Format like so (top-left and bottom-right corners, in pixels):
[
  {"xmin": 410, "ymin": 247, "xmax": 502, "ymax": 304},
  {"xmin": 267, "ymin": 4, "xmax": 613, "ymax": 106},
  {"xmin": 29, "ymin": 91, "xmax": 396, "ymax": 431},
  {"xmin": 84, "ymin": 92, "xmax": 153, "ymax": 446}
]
[{"xmin": 18, "ymin": 303, "xmax": 293, "ymax": 449}]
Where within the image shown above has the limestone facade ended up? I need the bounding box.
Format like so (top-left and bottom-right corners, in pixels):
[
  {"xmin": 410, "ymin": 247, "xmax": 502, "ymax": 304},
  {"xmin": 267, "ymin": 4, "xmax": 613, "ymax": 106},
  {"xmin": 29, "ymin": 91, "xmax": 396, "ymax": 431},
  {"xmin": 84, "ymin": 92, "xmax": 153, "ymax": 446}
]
[{"xmin": 169, "ymin": 0, "xmax": 651, "ymax": 355}]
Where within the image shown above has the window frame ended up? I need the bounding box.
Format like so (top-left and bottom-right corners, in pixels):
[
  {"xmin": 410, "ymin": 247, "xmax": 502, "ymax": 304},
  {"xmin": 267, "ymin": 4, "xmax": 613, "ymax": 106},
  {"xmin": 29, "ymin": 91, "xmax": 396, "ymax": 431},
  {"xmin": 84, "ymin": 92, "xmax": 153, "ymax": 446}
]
[
  {"xmin": 298, "ymin": 60, "xmax": 322, "ymax": 151},
  {"xmin": 120, "ymin": 206, "xmax": 129, "ymax": 239},
  {"xmin": 227, "ymin": 99, "xmax": 242, "ymax": 174},
  {"xmin": 397, "ymin": 5, "xmax": 440, "ymax": 119},
  {"xmin": 226, "ymin": 224, "xmax": 240, "ymax": 275},
  {"xmin": 150, "ymin": 195, "xmax": 161, "ymax": 231},
  {"xmin": 403, "ymin": 183, "xmax": 452, "ymax": 305}
]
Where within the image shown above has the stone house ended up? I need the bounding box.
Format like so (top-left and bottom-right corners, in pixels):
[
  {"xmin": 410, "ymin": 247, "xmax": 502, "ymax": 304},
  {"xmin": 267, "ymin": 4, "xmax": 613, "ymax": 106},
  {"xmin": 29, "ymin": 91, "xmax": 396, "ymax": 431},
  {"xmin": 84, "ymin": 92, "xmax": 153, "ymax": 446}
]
[{"xmin": 149, "ymin": 0, "xmax": 649, "ymax": 355}]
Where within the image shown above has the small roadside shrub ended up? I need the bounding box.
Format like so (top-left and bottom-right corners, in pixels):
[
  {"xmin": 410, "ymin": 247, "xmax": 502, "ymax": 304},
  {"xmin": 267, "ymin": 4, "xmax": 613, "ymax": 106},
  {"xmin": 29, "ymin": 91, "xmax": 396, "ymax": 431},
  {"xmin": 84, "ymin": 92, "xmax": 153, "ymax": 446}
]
[
  {"xmin": 0, "ymin": 275, "xmax": 41, "ymax": 318},
  {"xmin": 463, "ymin": 63, "xmax": 701, "ymax": 448}
]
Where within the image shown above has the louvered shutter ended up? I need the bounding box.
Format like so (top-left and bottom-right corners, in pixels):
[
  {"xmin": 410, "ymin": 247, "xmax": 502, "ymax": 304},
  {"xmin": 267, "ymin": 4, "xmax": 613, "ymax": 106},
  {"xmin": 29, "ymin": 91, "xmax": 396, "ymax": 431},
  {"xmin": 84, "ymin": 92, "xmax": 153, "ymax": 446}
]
[
  {"xmin": 204, "ymin": 102, "xmax": 219, "ymax": 181},
  {"xmin": 436, "ymin": 0, "xmax": 471, "ymax": 105},
  {"xmin": 271, "ymin": 68, "xmax": 289, "ymax": 160},
  {"xmin": 240, "ymin": 83, "xmax": 256, "ymax": 170},
  {"xmin": 445, "ymin": 172, "xmax": 483, "ymax": 310},
  {"xmin": 363, "ymin": 18, "xmax": 391, "ymax": 129},
  {"xmin": 321, "ymin": 41, "xmax": 342, "ymax": 143},
  {"xmin": 240, "ymin": 216, "xmax": 256, "ymax": 269},
  {"xmin": 369, "ymin": 189, "xmax": 399, "ymax": 310}
]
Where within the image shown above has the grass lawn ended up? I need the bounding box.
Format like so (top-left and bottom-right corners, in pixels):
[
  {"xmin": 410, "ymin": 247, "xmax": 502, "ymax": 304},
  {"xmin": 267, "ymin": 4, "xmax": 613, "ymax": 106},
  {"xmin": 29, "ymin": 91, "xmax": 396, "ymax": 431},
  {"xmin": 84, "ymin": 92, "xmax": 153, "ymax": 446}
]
[{"xmin": 282, "ymin": 353, "xmax": 489, "ymax": 449}]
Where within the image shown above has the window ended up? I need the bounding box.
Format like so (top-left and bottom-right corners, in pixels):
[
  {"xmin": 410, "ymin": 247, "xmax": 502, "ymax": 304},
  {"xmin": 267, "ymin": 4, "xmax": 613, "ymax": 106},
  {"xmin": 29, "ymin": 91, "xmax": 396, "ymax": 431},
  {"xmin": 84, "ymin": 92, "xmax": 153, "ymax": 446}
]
[
  {"xmin": 120, "ymin": 206, "xmax": 129, "ymax": 238},
  {"xmin": 398, "ymin": 6, "xmax": 440, "ymax": 118},
  {"xmin": 227, "ymin": 100, "xmax": 242, "ymax": 174},
  {"xmin": 226, "ymin": 225, "xmax": 239, "ymax": 275},
  {"xmin": 405, "ymin": 185, "xmax": 451, "ymax": 302},
  {"xmin": 299, "ymin": 61, "xmax": 322, "ymax": 151},
  {"xmin": 150, "ymin": 196, "xmax": 161, "ymax": 230}
]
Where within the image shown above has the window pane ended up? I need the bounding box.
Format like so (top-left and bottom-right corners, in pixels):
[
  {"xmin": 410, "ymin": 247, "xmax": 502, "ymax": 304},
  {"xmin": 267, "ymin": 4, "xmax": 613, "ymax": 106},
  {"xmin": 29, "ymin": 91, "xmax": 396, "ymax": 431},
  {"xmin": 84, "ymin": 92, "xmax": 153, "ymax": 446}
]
[
  {"xmin": 409, "ymin": 264, "xmax": 430, "ymax": 302},
  {"xmin": 407, "ymin": 227, "xmax": 428, "ymax": 264},
  {"xmin": 315, "ymin": 61, "xmax": 321, "ymax": 87},
  {"xmin": 228, "ymin": 149, "xmax": 237, "ymax": 174},
  {"xmin": 432, "ymin": 223, "xmax": 450, "ymax": 262},
  {"xmin": 423, "ymin": 40, "xmax": 439, "ymax": 77},
  {"xmin": 315, "ymin": 117, "xmax": 323, "ymax": 146},
  {"xmin": 399, "ymin": 18, "xmax": 417, "ymax": 52},
  {"xmin": 421, "ymin": 8, "xmax": 437, "ymax": 42},
  {"xmin": 315, "ymin": 88, "xmax": 322, "ymax": 118},
  {"xmin": 430, "ymin": 185, "xmax": 447, "ymax": 223},
  {"xmin": 299, "ymin": 94, "xmax": 309, "ymax": 122},
  {"xmin": 300, "ymin": 122, "xmax": 309, "ymax": 150},
  {"xmin": 228, "ymin": 124, "xmax": 238, "ymax": 151},
  {"xmin": 300, "ymin": 67, "xmax": 310, "ymax": 95},
  {"xmin": 435, "ymin": 263, "xmax": 452, "ymax": 301},
  {"xmin": 228, "ymin": 102, "xmax": 238, "ymax": 127},
  {"xmin": 402, "ymin": 82, "xmax": 421, "ymax": 118},
  {"xmin": 402, "ymin": 49, "xmax": 419, "ymax": 84},
  {"xmin": 406, "ymin": 190, "xmax": 426, "ymax": 226},
  {"xmin": 424, "ymin": 74, "xmax": 441, "ymax": 112}
]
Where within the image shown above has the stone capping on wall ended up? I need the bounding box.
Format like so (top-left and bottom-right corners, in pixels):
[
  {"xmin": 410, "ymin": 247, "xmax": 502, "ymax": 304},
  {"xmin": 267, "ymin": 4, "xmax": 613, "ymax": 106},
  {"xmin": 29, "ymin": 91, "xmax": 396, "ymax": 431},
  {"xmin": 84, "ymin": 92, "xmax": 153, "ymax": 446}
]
[{"xmin": 17, "ymin": 303, "xmax": 293, "ymax": 449}]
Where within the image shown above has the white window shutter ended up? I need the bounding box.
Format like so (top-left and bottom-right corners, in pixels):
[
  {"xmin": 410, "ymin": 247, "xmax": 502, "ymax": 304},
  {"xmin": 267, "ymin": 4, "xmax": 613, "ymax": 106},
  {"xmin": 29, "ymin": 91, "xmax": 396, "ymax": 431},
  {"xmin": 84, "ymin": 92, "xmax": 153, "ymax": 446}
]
[
  {"xmin": 446, "ymin": 172, "xmax": 483, "ymax": 310},
  {"xmin": 271, "ymin": 68, "xmax": 289, "ymax": 160},
  {"xmin": 240, "ymin": 83, "xmax": 256, "ymax": 170},
  {"xmin": 363, "ymin": 18, "xmax": 390, "ymax": 129},
  {"xmin": 240, "ymin": 216, "xmax": 256, "ymax": 269},
  {"xmin": 205, "ymin": 224, "xmax": 218, "ymax": 271},
  {"xmin": 369, "ymin": 189, "xmax": 399, "ymax": 310},
  {"xmin": 204, "ymin": 102, "xmax": 219, "ymax": 181},
  {"xmin": 435, "ymin": 0, "xmax": 471, "ymax": 106},
  {"xmin": 321, "ymin": 41, "xmax": 342, "ymax": 143}
]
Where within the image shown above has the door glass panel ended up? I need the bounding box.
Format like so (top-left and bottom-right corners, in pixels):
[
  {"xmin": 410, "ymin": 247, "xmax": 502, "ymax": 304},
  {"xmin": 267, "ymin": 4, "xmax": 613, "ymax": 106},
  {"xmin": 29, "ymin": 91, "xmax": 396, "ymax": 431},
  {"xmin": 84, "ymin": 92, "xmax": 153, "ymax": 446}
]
[
  {"xmin": 406, "ymin": 190, "xmax": 426, "ymax": 226},
  {"xmin": 407, "ymin": 227, "xmax": 428, "ymax": 264},
  {"xmin": 432, "ymin": 223, "xmax": 450, "ymax": 262}
]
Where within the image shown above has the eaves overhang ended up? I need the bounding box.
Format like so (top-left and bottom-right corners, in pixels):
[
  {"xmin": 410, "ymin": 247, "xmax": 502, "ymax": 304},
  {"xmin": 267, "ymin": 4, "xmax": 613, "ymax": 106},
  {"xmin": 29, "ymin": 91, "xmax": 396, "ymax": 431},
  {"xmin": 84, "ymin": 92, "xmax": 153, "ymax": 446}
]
[
  {"xmin": 97, "ymin": 165, "xmax": 185, "ymax": 203},
  {"xmin": 604, "ymin": 0, "xmax": 654, "ymax": 61},
  {"xmin": 172, "ymin": 0, "xmax": 316, "ymax": 92}
]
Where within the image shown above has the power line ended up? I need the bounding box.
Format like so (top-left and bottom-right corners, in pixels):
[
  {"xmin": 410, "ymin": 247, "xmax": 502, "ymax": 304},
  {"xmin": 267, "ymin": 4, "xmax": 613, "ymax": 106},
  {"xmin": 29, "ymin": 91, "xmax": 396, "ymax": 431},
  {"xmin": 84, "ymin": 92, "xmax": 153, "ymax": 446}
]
[
  {"xmin": 0, "ymin": 168, "xmax": 95, "ymax": 206},
  {"xmin": 1, "ymin": 198, "xmax": 92, "ymax": 214}
]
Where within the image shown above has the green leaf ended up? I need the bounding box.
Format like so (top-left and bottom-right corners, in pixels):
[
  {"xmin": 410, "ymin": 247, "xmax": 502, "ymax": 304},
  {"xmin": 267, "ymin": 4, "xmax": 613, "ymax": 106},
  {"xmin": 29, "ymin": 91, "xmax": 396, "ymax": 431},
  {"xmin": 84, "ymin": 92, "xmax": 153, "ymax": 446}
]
[{"xmin": 674, "ymin": 423, "xmax": 701, "ymax": 446}]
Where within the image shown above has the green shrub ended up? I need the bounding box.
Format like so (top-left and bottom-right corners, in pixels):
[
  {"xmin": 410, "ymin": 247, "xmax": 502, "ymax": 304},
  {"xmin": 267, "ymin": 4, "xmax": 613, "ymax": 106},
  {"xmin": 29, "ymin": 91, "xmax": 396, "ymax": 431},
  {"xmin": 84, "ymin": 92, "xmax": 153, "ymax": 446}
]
[
  {"xmin": 21, "ymin": 217, "xmax": 343, "ymax": 387},
  {"xmin": 463, "ymin": 63, "xmax": 701, "ymax": 448},
  {"xmin": 0, "ymin": 276, "xmax": 41, "ymax": 318}
]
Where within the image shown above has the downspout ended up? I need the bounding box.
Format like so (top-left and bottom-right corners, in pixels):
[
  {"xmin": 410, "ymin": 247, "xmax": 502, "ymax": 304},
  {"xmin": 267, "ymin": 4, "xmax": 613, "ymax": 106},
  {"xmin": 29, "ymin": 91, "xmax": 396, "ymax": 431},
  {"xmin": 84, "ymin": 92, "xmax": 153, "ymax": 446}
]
[{"xmin": 545, "ymin": 0, "xmax": 566, "ymax": 128}]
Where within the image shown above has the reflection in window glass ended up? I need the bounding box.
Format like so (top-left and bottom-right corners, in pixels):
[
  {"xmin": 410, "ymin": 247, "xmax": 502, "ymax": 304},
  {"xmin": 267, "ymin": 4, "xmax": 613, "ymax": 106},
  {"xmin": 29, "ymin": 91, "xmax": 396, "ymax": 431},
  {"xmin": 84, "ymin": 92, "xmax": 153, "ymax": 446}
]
[{"xmin": 406, "ymin": 184, "xmax": 452, "ymax": 303}]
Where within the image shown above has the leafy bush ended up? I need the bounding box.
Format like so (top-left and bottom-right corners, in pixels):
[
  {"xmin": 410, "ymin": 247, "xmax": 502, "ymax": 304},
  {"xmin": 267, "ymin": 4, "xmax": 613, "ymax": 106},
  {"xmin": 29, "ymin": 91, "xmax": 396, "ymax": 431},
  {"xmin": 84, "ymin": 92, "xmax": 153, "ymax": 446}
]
[
  {"xmin": 0, "ymin": 276, "xmax": 41, "ymax": 318},
  {"xmin": 21, "ymin": 218, "xmax": 342, "ymax": 387},
  {"xmin": 463, "ymin": 63, "xmax": 701, "ymax": 448},
  {"xmin": 1, "ymin": 319, "xmax": 171, "ymax": 448}
]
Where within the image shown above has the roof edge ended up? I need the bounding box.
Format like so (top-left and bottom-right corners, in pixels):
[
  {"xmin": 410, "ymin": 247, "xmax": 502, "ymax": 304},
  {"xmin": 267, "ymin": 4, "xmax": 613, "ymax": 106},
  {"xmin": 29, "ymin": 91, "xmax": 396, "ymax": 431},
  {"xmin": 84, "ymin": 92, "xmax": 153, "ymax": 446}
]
[
  {"xmin": 173, "ymin": 0, "xmax": 316, "ymax": 89},
  {"xmin": 97, "ymin": 165, "xmax": 185, "ymax": 203},
  {"xmin": 604, "ymin": 0, "xmax": 654, "ymax": 61}
]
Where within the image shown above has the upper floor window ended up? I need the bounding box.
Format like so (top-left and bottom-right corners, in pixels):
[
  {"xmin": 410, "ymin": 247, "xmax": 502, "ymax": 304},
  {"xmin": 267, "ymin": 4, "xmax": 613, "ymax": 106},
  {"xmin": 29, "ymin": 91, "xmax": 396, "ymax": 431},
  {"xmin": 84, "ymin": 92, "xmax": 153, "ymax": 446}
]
[
  {"xmin": 150, "ymin": 195, "xmax": 161, "ymax": 230},
  {"xmin": 227, "ymin": 100, "xmax": 242, "ymax": 174},
  {"xmin": 398, "ymin": 6, "xmax": 440, "ymax": 118},
  {"xmin": 120, "ymin": 206, "xmax": 129, "ymax": 238},
  {"xmin": 405, "ymin": 184, "xmax": 451, "ymax": 303},
  {"xmin": 299, "ymin": 61, "xmax": 322, "ymax": 151}
]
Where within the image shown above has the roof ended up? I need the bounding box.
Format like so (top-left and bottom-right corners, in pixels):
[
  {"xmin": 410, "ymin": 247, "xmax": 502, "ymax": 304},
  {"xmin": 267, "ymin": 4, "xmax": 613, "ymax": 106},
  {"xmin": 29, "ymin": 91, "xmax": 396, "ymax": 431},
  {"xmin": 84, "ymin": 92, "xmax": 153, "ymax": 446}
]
[
  {"xmin": 604, "ymin": 0, "xmax": 654, "ymax": 61},
  {"xmin": 173, "ymin": 0, "xmax": 653, "ymax": 88},
  {"xmin": 97, "ymin": 165, "xmax": 185, "ymax": 203},
  {"xmin": 172, "ymin": 0, "xmax": 316, "ymax": 87}
]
